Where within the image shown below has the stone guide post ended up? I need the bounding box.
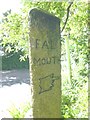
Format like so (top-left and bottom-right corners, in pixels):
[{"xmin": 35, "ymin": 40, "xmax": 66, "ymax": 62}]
[{"xmin": 28, "ymin": 8, "xmax": 61, "ymax": 118}]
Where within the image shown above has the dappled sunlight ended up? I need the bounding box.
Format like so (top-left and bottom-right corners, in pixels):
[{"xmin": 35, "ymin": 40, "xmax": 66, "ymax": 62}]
[{"xmin": 0, "ymin": 69, "xmax": 30, "ymax": 87}]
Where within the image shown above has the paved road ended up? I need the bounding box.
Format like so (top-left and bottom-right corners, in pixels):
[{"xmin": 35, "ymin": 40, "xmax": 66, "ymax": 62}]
[
  {"xmin": 0, "ymin": 69, "xmax": 31, "ymax": 118},
  {"xmin": 0, "ymin": 69, "xmax": 30, "ymax": 87}
]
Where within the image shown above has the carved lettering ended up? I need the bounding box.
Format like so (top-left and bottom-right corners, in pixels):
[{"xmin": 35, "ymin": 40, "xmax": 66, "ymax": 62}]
[
  {"xmin": 35, "ymin": 39, "xmax": 39, "ymax": 48},
  {"xmin": 42, "ymin": 58, "xmax": 46, "ymax": 65},
  {"xmin": 50, "ymin": 40, "xmax": 55, "ymax": 49},
  {"xmin": 52, "ymin": 56, "xmax": 56, "ymax": 64},
  {"xmin": 30, "ymin": 39, "xmax": 58, "ymax": 49},
  {"xmin": 33, "ymin": 56, "xmax": 59, "ymax": 65},
  {"xmin": 47, "ymin": 57, "xmax": 51, "ymax": 64},
  {"xmin": 42, "ymin": 41, "xmax": 49, "ymax": 49},
  {"xmin": 33, "ymin": 58, "xmax": 40, "ymax": 65}
]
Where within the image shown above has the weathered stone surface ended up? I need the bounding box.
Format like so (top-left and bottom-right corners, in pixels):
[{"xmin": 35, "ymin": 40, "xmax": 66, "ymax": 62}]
[{"xmin": 29, "ymin": 8, "xmax": 61, "ymax": 118}]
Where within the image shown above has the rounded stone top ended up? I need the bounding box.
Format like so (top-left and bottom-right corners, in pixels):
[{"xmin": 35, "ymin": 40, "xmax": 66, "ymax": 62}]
[{"xmin": 29, "ymin": 7, "xmax": 60, "ymax": 23}]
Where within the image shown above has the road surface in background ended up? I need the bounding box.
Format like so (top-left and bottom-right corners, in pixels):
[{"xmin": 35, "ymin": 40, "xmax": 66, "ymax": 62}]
[{"xmin": 0, "ymin": 69, "xmax": 31, "ymax": 118}]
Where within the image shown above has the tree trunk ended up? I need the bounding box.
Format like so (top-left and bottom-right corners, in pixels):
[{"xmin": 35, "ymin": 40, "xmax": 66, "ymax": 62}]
[{"xmin": 65, "ymin": 34, "xmax": 72, "ymax": 85}]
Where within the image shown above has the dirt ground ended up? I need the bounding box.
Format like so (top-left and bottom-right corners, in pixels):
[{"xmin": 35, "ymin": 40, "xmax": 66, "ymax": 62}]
[{"xmin": 0, "ymin": 69, "xmax": 31, "ymax": 118}]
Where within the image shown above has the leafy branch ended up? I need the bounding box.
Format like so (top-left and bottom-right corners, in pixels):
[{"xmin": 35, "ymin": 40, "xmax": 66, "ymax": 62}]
[{"xmin": 61, "ymin": 2, "xmax": 73, "ymax": 33}]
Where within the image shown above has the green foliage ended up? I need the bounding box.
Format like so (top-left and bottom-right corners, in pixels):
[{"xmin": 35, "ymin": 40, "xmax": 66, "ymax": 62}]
[
  {"xmin": 0, "ymin": 1, "xmax": 68, "ymax": 59},
  {"xmin": 2, "ymin": 51, "xmax": 29, "ymax": 70},
  {"xmin": 61, "ymin": 47, "xmax": 88, "ymax": 118},
  {"xmin": 0, "ymin": 0, "xmax": 88, "ymax": 118},
  {"xmin": 60, "ymin": 2, "xmax": 88, "ymax": 118},
  {"xmin": 9, "ymin": 102, "xmax": 31, "ymax": 118},
  {"xmin": 0, "ymin": 1, "xmax": 88, "ymax": 60},
  {"xmin": 0, "ymin": 10, "xmax": 29, "ymax": 60},
  {"xmin": 62, "ymin": 79, "xmax": 88, "ymax": 118}
]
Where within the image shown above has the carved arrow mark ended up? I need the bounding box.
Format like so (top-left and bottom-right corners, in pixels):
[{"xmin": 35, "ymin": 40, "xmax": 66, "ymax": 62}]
[{"xmin": 39, "ymin": 73, "xmax": 60, "ymax": 94}]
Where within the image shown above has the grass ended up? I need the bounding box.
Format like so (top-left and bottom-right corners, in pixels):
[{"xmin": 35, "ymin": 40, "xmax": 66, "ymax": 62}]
[{"xmin": 8, "ymin": 102, "xmax": 31, "ymax": 118}]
